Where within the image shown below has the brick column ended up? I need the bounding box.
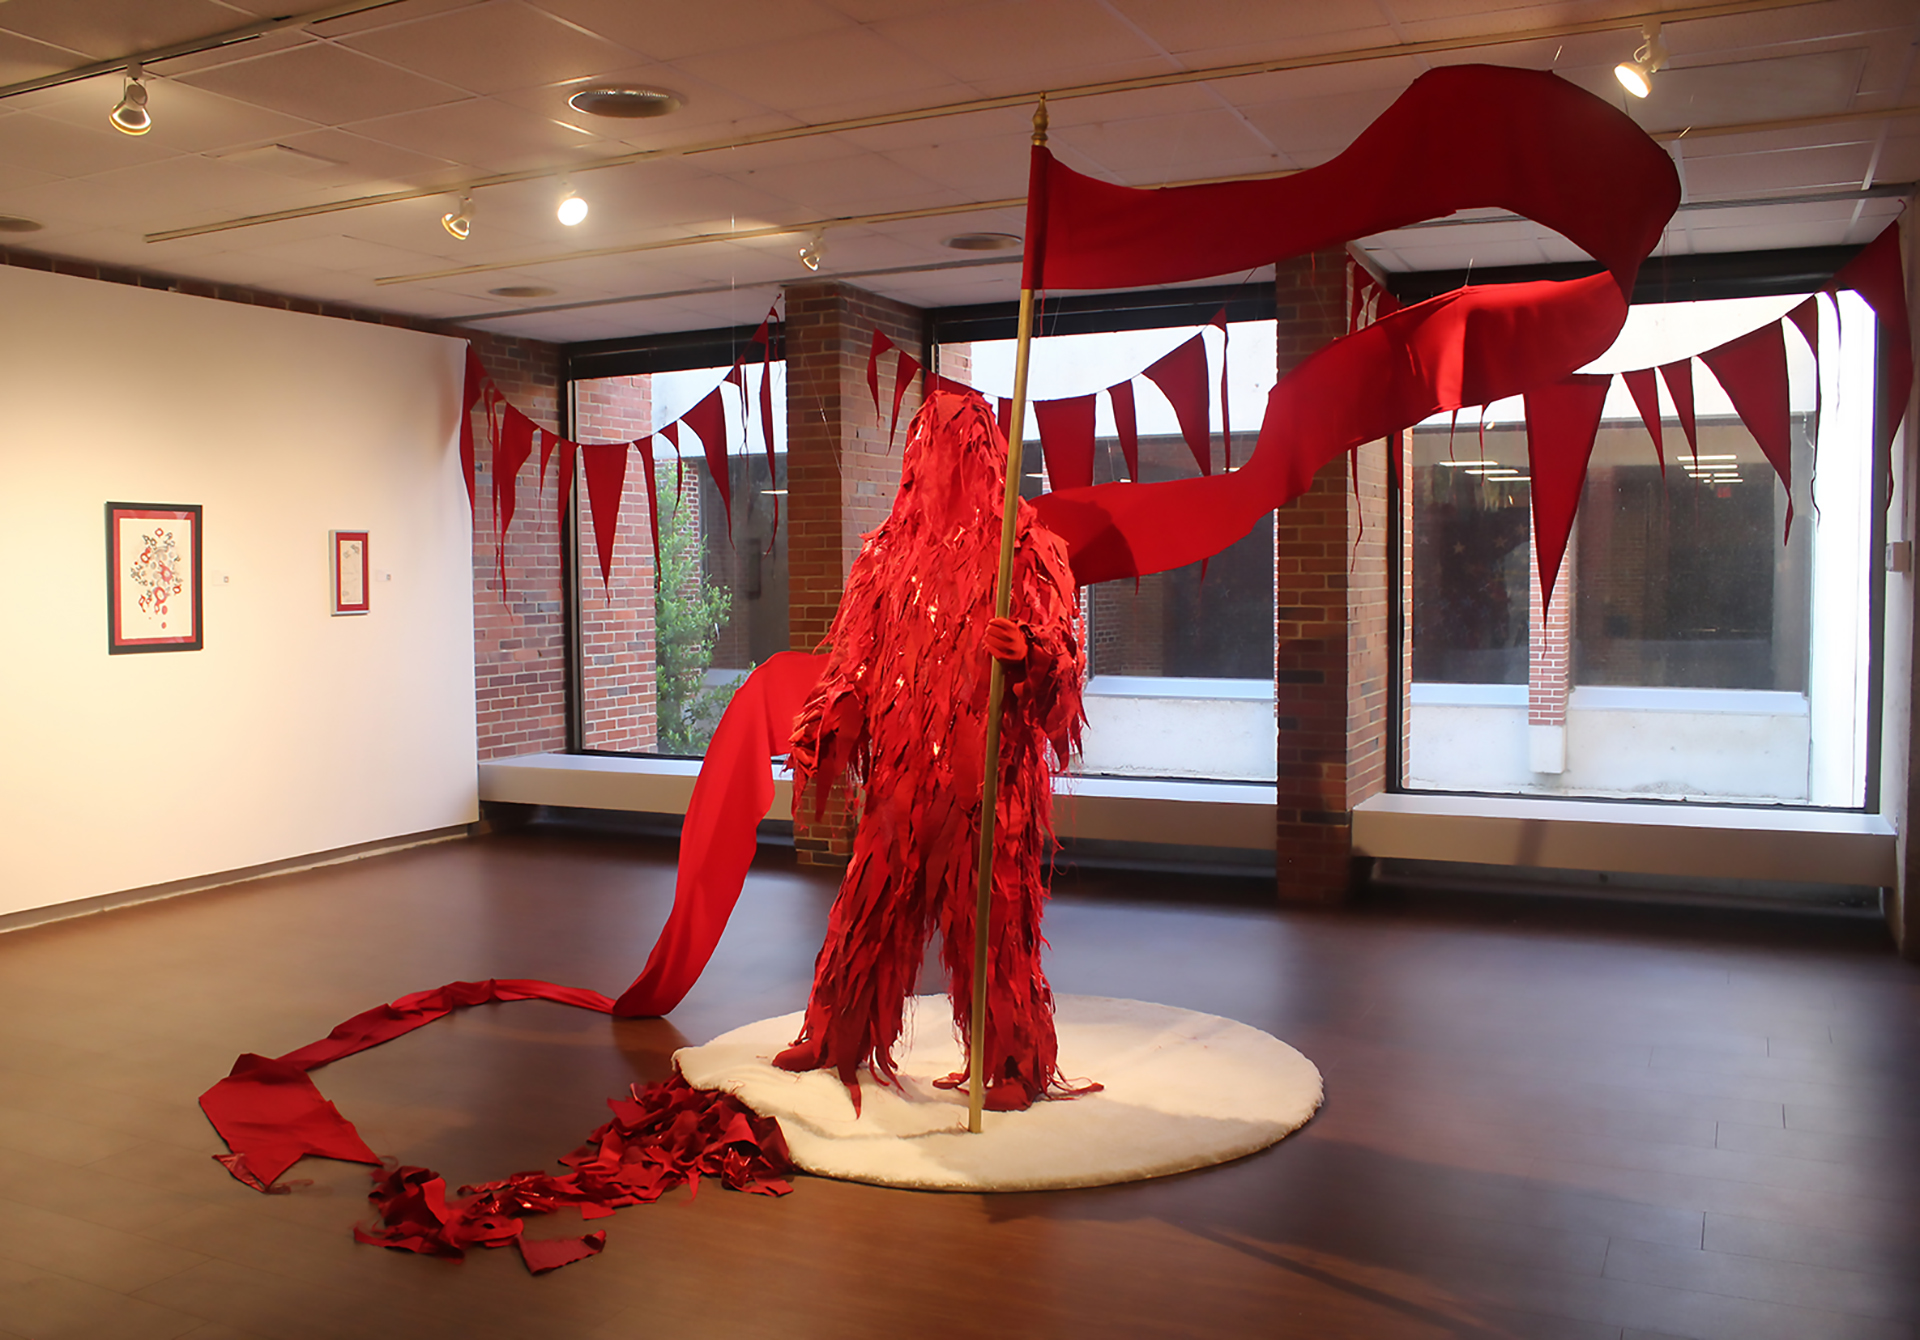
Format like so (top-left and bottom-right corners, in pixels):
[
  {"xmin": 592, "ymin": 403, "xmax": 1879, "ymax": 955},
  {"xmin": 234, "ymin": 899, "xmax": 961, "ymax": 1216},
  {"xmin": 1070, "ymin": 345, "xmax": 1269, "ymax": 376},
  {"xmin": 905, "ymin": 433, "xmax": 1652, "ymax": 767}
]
[
  {"xmin": 469, "ymin": 332, "xmax": 569, "ymax": 762},
  {"xmin": 573, "ymin": 374, "xmax": 659, "ymax": 752},
  {"xmin": 1527, "ymin": 519, "xmax": 1572, "ymax": 773},
  {"xmin": 781, "ymin": 280, "xmax": 928, "ymax": 865},
  {"xmin": 1273, "ymin": 250, "xmax": 1392, "ymax": 902}
]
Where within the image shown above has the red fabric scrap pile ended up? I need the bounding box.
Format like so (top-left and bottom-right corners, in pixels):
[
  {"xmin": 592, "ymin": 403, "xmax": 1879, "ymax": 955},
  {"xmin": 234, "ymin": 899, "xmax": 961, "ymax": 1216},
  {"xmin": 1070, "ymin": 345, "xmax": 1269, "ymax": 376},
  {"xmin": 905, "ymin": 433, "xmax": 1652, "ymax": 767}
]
[{"xmin": 354, "ymin": 1075, "xmax": 793, "ymax": 1274}]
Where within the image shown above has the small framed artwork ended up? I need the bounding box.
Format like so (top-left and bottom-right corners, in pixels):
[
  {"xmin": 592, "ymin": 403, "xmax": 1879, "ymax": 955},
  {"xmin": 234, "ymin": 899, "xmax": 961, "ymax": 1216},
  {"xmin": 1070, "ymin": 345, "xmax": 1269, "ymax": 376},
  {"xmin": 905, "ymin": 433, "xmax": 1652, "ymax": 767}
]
[
  {"xmin": 107, "ymin": 502, "xmax": 202, "ymax": 654},
  {"xmin": 331, "ymin": 530, "xmax": 369, "ymax": 615}
]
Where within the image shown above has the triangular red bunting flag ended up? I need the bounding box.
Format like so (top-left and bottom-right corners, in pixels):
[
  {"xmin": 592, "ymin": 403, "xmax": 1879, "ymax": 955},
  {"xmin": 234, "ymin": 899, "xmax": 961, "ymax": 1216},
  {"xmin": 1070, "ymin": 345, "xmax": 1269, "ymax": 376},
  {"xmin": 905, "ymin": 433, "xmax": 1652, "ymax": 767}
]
[
  {"xmin": 1658, "ymin": 359, "xmax": 1698, "ymax": 465},
  {"xmin": 1142, "ymin": 333, "xmax": 1211, "ymax": 475},
  {"xmin": 681, "ymin": 387, "xmax": 732, "ymax": 541},
  {"xmin": 889, "ymin": 348, "xmax": 920, "ymax": 446},
  {"xmin": 1524, "ymin": 374, "xmax": 1611, "ymax": 613},
  {"xmin": 637, "ymin": 435, "xmax": 664, "ymax": 586},
  {"xmin": 1108, "ymin": 380, "xmax": 1140, "ymax": 482},
  {"xmin": 459, "ymin": 346, "xmax": 485, "ymax": 512},
  {"xmin": 492, "ymin": 404, "xmax": 538, "ymax": 584},
  {"xmin": 933, "ymin": 374, "xmax": 973, "ymax": 397},
  {"xmin": 757, "ymin": 360, "xmax": 778, "ymax": 552},
  {"xmin": 866, "ymin": 329, "xmax": 896, "ymax": 417},
  {"xmin": 1827, "ymin": 221, "xmax": 1912, "ymax": 470},
  {"xmin": 580, "ymin": 443, "xmax": 629, "ymax": 591},
  {"xmin": 1700, "ymin": 319, "xmax": 1795, "ymax": 540},
  {"xmin": 1786, "ymin": 296, "xmax": 1821, "ymax": 446},
  {"xmin": 1032, "ymin": 394, "xmax": 1097, "ymax": 492},
  {"xmin": 536, "ymin": 428, "xmax": 556, "ymax": 492},
  {"xmin": 1212, "ymin": 308, "xmax": 1232, "ymax": 471},
  {"xmin": 996, "ymin": 397, "xmax": 1013, "ymax": 443},
  {"xmin": 1621, "ymin": 367, "xmax": 1665, "ymax": 477}
]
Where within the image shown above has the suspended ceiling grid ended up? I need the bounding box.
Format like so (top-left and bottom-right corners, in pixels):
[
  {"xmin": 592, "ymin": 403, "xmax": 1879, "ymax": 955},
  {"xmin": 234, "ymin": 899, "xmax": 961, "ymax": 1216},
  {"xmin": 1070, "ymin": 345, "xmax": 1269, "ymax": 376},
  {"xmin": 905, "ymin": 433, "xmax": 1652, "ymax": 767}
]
[{"xmin": 0, "ymin": 0, "xmax": 1913, "ymax": 343}]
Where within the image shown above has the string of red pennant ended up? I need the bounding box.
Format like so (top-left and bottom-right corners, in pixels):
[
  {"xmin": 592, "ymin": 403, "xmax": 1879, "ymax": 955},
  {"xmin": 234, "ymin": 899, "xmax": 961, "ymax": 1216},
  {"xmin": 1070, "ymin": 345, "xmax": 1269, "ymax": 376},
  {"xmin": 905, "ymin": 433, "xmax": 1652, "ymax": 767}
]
[{"xmin": 461, "ymin": 302, "xmax": 783, "ymax": 594}]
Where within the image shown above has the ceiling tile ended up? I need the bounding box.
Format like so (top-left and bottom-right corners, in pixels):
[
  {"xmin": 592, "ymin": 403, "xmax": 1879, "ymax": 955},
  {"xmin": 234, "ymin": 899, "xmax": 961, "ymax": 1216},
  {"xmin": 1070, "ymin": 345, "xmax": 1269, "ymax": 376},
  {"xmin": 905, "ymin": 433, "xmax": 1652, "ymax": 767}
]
[
  {"xmin": 348, "ymin": 96, "xmax": 619, "ymax": 173},
  {"xmin": 1681, "ymin": 142, "xmax": 1874, "ymax": 197},
  {"xmin": 672, "ymin": 27, "xmax": 961, "ymax": 117},
  {"xmin": 0, "ymin": 0, "xmax": 251, "ymax": 62},
  {"xmin": 340, "ymin": 0, "xmax": 644, "ymax": 96},
  {"xmin": 1106, "ymin": 0, "xmax": 1392, "ymax": 60},
  {"xmin": 0, "ymin": 27, "xmax": 87, "ymax": 84},
  {"xmin": 256, "ymin": 128, "xmax": 468, "ymax": 191},
  {"xmin": 0, "ymin": 110, "xmax": 180, "ymax": 176},
  {"xmin": 175, "ymin": 40, "xmax": 471, "ymax": 125},
  {"xmin": 23, "ymin": 74, "xmax": 322, "ymax": 155},
  {"xmin": 869, "ymin": 0, "xmax": 1165, "ymax": 90},
  {"xmin": 489, "ymin": 61, "xmax": 785, "ymax": 145},
  {"xmin": 523, "ymin": 0, "xmax": 854, "ymax": 62}
]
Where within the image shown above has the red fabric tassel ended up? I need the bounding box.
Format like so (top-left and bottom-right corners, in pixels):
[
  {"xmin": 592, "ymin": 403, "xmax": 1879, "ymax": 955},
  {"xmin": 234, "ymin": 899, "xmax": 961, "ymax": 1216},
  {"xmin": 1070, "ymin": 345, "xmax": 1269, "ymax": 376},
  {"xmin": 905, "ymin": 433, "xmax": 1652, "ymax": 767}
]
[
  {"xmin": 1700, "ymin": 319, "xmax": 1795, "ymax": 540},
  {"xmin": 1524, "ymin": 375, "xmax": 1611, "ymax": 612},
  {"xmin": 1108, "ymin": 380, "xmax": 1140, "ymax": 482},
  {"xmin": 580, "ymin": 443, "xmax": 629, "ymax": 591},
  {"xmin": 1033, "ymin": 393, "xmax": 1097, "ymax": 491},
  {"xmin": 1621, "ymin": 367, "xmax": 1665, "ymax": 477},
  {"xmin": 1142, "ymin": 333, "xmax": 1212, "ymax": 476}
]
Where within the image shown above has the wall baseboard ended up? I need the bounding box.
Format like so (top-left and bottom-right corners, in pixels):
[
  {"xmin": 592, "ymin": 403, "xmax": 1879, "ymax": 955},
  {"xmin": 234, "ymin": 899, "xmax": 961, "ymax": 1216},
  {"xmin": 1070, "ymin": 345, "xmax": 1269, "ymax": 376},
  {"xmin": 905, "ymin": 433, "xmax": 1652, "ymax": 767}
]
[{"xmin": 0, "ymin": 825, "xmax": 474, "ymax": 936}]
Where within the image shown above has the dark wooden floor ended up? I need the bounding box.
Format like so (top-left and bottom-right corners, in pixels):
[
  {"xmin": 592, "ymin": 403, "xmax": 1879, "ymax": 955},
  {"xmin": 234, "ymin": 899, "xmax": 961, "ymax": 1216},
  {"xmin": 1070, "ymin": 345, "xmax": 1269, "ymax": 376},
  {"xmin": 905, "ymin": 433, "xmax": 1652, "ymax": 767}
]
[{"xmin": 1, "ymin": 826, "xmax": 1916, "ymax": 1340}]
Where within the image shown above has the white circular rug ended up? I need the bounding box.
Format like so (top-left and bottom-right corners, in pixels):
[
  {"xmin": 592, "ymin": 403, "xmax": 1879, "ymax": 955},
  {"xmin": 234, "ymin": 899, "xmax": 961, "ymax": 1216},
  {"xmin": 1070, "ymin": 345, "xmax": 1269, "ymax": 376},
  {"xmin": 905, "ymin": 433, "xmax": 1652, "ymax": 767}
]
[{"xmin": 673, "ymin": 994, "xmax": 1323, "ymax": 1192}]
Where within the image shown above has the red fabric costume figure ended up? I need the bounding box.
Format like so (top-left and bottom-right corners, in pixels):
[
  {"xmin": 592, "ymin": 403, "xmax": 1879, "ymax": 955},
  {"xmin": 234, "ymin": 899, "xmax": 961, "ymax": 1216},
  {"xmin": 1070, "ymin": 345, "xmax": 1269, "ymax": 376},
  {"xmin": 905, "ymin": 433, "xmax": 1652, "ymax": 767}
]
[{"xmin": 772, "ymin": 389, "xmax": 1084, "ymax": 1112}]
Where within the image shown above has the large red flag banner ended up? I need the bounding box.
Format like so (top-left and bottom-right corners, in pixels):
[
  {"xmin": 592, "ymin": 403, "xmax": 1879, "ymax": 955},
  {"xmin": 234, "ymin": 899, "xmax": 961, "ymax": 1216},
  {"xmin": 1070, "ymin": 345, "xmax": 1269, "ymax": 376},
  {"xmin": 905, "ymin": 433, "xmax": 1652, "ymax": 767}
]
[{"xmin": 1022, "ymin": 64, "xmax": 1680, "ymax": 587}]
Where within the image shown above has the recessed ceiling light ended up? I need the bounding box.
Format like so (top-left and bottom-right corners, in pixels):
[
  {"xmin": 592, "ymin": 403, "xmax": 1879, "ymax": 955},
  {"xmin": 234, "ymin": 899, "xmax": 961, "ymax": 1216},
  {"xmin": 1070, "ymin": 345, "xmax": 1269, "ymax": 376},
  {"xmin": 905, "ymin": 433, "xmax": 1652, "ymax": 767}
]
[
  {"xmin": 490, "ymin": 285, "xmax": 557, "ymax": 299},
  {"xmin": 567, "ymin": 85, "xmax": 682, "ymax": 119},
  {"xmin": 942, "ymin": 232, "xmax": 1022, "ymax": 251},
  {"xmin": 0, "ymin": 215, "xmax": 44, "ymax": 233}
]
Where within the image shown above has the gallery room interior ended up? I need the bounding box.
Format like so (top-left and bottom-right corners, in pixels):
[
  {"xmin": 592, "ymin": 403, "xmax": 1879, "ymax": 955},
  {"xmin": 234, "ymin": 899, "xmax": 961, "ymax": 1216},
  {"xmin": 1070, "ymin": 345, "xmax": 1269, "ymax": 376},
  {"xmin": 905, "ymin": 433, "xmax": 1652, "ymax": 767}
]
[{"xmin": 1, "ymin": 0, "xmax": 1918, "ymax": 1335}]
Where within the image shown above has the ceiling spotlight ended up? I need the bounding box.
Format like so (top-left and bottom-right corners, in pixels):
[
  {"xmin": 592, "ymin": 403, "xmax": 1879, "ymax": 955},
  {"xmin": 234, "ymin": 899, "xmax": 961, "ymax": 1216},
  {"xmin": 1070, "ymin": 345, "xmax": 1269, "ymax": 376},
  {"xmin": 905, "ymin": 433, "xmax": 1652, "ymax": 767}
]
[
  {"xmin": 567, "ymin": 84, "xmax": 682, "ymax": 119},
  {"xmin": 799, "ymin": 231, "xmax": 824, "ymax": 272},
  {"xmin": 109, "ymin": 62, "xmax": 151, "ymax": 136},
  {"xmin": 556, "ymin": 184, "xmax": 588, "ymax": 227},
  {"xmin": 1614, "ymin": 21, "xmax": 1668, "ymax": 99},
  {"xmin": 441, "ymin": 195, "xmax": 473, "ymax": 241}
]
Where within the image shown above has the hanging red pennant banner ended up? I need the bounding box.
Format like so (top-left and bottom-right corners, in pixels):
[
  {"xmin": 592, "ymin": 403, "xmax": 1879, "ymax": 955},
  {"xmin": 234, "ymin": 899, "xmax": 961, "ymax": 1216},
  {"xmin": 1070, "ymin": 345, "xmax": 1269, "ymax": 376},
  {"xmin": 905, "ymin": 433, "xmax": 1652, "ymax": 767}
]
[
  {"xmin": 1699, "ymin": 319, "xmax": 1795, "ymax": 540},
  {"xmin": 680, "ymin": 386, "xmax": 732, "ymax": 540},
  {"xmin": 1108, "ymin": 380, "xmax": 1140, "ymax": 482},
  {"xmin": 1212, "ymin": 308, "xmax": 1232, "ymax": 470},
  {"xmin": 536, "ymin": 427, "xmax": 557, "ymax": 492},
  {"xmin": 889, "ymin": 348, "xmax": 920, "ymax": 446},
  {"xmin": 1826, "ymin": 221, "xmax": 1912, "ymax": 472},
  {"xmin": 637, "ymin": 434, "xmax": 664, "ymax": 586},
  {"xmin": 1524, "ymin": 374, "xmax": 1611, "ymax": 612},
  {"xmin": 492, "ymin": 404, "xmax": 538, "ymax": 583},
  {"xmin": 1032, "ymin": 393, "xmax": 1097, "ymax": 491},
  {"xmin": 1620, "ymin": 366, "xmax": 1665, "ymax": 477},
  {"xmin": 1142, "ymin": 333, "xmax": 1211, "ymax": 476},
  {"xmin": 1786, "ymin": 296, "xmax": 1821, "ymax": 446},
  {"xmin": 459, "ymin": 346, "xmax": 485, "ymax": 512},
  {"xmin": 580, "ymin": 443, "xmax": 629, "ymax": 591},
  {"xmin": 866, "ymin": 329, "xmax": 896, "ymax": 417},
  {"xmin": 1658, "ymin": 359, "xmax": 1698, "ymax": 465},
  {"xmin": 554, "ymin": 437, "xmax": 577, "ymax": 559},
  {"xmin": 996, "ymin": 397, "xmax": 1013, "ymax": 443}
]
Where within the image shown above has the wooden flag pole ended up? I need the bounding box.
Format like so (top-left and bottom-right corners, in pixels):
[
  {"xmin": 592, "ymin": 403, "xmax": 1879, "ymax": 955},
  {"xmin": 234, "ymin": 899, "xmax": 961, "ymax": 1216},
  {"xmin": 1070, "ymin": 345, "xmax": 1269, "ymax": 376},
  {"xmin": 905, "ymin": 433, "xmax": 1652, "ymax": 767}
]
[{"xmin": 969, "ymin": 94, "xmax": 1047, "ymax": 1135}]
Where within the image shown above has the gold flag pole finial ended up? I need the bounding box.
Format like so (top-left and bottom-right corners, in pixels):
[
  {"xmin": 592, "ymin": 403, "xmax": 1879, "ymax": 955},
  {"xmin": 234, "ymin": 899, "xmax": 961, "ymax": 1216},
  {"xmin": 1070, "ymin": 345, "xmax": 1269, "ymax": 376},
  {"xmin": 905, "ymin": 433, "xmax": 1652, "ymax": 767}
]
[{"xmin": 1033, "ymin": 92, "xmax": 1048, "ymax": 145}]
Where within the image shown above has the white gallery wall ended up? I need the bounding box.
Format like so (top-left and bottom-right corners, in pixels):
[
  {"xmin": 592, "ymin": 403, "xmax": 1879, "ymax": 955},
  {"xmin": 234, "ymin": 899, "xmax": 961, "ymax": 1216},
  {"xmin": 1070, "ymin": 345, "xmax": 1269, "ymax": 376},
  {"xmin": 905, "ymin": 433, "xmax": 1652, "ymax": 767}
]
[{"xmin": 0, "ymin": 265, "xmax": 476, "ymax": 919}]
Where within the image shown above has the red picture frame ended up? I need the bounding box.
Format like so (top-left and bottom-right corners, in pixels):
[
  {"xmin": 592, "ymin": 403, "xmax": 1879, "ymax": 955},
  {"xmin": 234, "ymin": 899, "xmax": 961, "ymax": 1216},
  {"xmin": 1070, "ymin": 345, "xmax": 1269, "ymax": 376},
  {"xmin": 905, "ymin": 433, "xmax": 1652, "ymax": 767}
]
[
  {"xmin": 107, "ymin": 502, "xmax": 202, "ymax": 654},
  {"xmin": 331, "ymin": 530, "xmax": 369, "ymax": 615}
]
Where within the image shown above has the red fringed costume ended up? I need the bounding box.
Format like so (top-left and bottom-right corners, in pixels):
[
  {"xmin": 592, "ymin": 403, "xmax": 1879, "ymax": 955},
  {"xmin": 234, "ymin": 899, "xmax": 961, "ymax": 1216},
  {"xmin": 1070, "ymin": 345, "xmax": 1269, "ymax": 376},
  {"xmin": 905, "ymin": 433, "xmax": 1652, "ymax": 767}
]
[{"xmin": 773, "ymin": 390, "xmax": 1085, "ymax": 1111}]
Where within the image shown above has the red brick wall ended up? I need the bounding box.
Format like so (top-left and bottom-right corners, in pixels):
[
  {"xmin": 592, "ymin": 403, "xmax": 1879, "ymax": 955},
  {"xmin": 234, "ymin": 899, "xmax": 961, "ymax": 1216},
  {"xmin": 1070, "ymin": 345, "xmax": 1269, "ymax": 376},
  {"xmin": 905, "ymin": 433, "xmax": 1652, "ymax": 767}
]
[
  {"xmin": 0, "ymin": 245, "xmax": 571, "ymax": 766},
  {"xmin": 781, "ymin": 280, "xmax": 927, "ymax": 864},
  {"xmin": 1272, "ymin": 248, "xmax": 1389, "ymax": 903},
  {"xmin": 574, "ymin": 375, "xmax": 659, "ymax": 752}
]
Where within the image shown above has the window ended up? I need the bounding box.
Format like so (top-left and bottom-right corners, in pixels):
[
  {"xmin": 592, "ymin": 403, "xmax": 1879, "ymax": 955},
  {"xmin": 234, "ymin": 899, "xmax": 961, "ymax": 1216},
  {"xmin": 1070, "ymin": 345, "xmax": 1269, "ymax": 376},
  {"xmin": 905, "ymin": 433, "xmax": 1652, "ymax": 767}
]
[{"xmin": 1403, "ymin": 292, "xmax": 1879, "ymax": 807}]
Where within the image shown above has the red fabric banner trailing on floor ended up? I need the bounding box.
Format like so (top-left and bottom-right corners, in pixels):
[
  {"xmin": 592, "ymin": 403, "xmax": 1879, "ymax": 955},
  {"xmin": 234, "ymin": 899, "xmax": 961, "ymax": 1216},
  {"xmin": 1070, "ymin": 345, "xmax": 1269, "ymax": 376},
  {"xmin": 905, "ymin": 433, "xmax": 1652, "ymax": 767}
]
[
  {"xmin": 580, "ymin": 443, "xmax": 629, "ymax": 590},
  {"xmin": 1524, "ymin": 374, "xmax": 1612, "ymax": 612},
  {"xmin": 1620, "ymin": 366, "xmax": 1665, "ymax": 476},
  {"xmin": 1699, "ymin": 319, "xmax": 1795, "ymax": 540},
  {"xmin": 1033, "ymin": 393, "xmax": 1097, "ymax": 491},
  {"xmin": 1108, "ymin": 380, "xmax": 1140, "ymax": 482},
  {"xmin": 1141, "ymin": 333, "xmax": 1212, "ymax": 476},
  {"xmin": 613, "ymin": 651, "xmax": 828, "ymax": 1017}
]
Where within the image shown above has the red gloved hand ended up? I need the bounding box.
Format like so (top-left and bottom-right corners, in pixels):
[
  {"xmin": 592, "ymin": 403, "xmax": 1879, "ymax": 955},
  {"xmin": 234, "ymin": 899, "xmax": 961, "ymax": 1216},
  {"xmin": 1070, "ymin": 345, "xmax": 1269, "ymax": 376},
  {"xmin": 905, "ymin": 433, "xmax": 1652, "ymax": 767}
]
[{"xmin": 984, "ymin": 615, "xmax": 1028, "ymax": 663}]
